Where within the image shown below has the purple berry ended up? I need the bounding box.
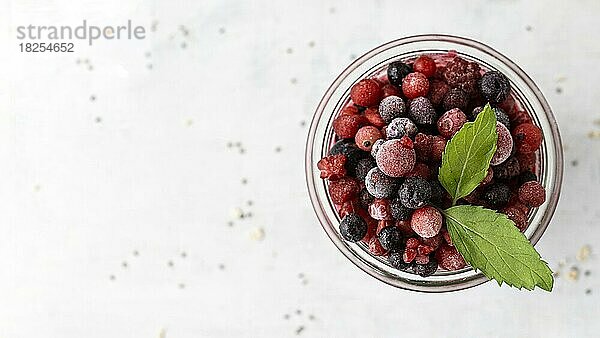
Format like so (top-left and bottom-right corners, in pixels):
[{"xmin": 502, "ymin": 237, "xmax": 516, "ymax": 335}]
[
  {"xmin": 378, "ymin": 96, "xmax": 406, "ymax": 123},
  {"xmin": 386, "ymin": 117, "xmax": 418, "ymax": 139},
  {"xmin": 408, "ymin": 97, "xmax": 436, "ymax": 126}
]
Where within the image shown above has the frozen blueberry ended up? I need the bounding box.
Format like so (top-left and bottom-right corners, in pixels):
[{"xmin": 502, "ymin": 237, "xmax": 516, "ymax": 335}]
[
  {"xmin": 390, "ymin": 197, "xmax": 413, "ymax": 221},
  {"xmin": 387, "ymin": 61, "xmax": 412, "ymax": 86},
  {"xmin": 339, "ymin": 213, "xmax": 368, "ymax": 242},
  {"xmin": 429, "ymin": 180, "xmax": 446, "ymax": 207},
  {"xmin": 370, "ymin": 139, "xmax": 385, "ymax": 158},
  {"xmin": 483, "ymin": 183, "xmax": 511, "ymax": 208},
  {"xmin": 479, "ymin": 71, "xmax": 511, "ymax": 104},
  {"xmin": 398, "ymin": 177, "xmax": 432, "ymax": 209},
  {"xmin": 472, "ymin": 106, "xmax": 510, "ymax": 128},
  {"xmin": 442, "ymin": 88, "xmax": 468, "ymax": 111},
  {"xmin": 329, "ymin": 140, "xmax": 369, "ymax": 177},
  {"xmin": 378, "ymin": 226, "xmax": 403, "ymax": 251},
  {"xmin": 388, "ymin": 250, "xmax": 411, "ymax": 271},
  {"xmin": 365, "ymin": 167, "xmax": 401, "ymax": 199},
  {"xmin": 413, "ymin": 258, "xmax": 438, "ymax": 277},
  {"xmin": 518, "ymin": 170, "xmax": 537, "ymax": 185},
  {"xmin": 353, "ymin": 157, "xmax": 377, "ymax": 182},
  {"xmin": 408, "ymin": 97, "xmax": 436, "ymax": 126},
  {"xmin": 386, "ymin": 117, "xmax": 418, "ymax": 139},
  {"xmin": 328, "ymin": 139, "xmax": 354, "ymax": 156},
  {"xmin": 379, "ymin": 96, "xmax": 406, "ymax": 123},
  {"xmin": 358, "ymin": 187, "xmax": 375, "ymax": 209}
]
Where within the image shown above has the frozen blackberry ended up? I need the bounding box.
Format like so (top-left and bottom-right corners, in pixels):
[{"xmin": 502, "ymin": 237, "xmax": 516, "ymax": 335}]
[
  {"xmin": 483, "ymin": 183, "xmax": 511, "ymax": 208},
  {"xmin": 429, "ymin": 180, "xmax": 445, "ymax": 207},
  {"xmin": 442, "ymin": 88, "xmax": 468, "ymax": 111},
  {"xmin": 390, "ymin": 197, "xmax": 413, "ymax": 221},
  {"xmin": 408, "ymin": 97, "xmax": 436, "ymax": 126},
  {"xmin": 472, "ymin": 106, "xmax": 510, "ymax": 128},
  {"xmin": 379, "ymin": 96, "xmax": 406, "ymax": 123},
  {"xmin": 358, "ymin": 187, "xmax": 375, "ymax": 209},
  {"xmin": 413, "ymin": 258, "xmax": 438, "ymax": 277},
  {"xmin": 330, "ymin": 140, "xmax": 369, "ymax": 177},
  {"xmin": 339, "ymin": 213, "xmax": 368, "ymax": 242},
  {"xmin": 328, "ymin": 138, "xmax": 354, "ymax": 156},
  {"xmin": 518, "ymin": 170, "xmax": 537, "ymax": 185},
  {"xmin": 365, "ymin": 167, "xmax": 400, "ymax": 199},
  {"xmin": 479, "ymin": 71, "xmax": 511, "ymax": 104},
  {"xmin": 398, "ymin": 177, "xmax": 432, "ymax": 209},
  {"xmin": 388, "ymin": 250, "xmax": 411, "ymax": 271},
  {"xmin": 443, "ymin": 57, "xmax": 482, "ymax": 96},
  {"xmin": 386, "ymin": 117, "xmax": 418, "ymax": 139},
  {"xmin": 378, "ymin": 226, "xmax": 403, "ymax": 251},
  {"xmin": 353, "ymin": 157, "xmax": 377, "ymax": 182},
  {"xmin": 493, "ymin": 157, "xmax": 520, "ymax": 180},
  {"xmin": 387, "ymin": 61, "xmax": 412, "ymax": 86}
]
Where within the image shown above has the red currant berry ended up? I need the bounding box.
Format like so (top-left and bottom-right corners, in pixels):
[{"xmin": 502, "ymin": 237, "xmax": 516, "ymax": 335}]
[
  {"xmin": 402, "ymin": 72, "xmax": 430, "ymax": 99},
  {"xmin": 413, "ymin": 55, "xmax": 437, "ymax": 77}
]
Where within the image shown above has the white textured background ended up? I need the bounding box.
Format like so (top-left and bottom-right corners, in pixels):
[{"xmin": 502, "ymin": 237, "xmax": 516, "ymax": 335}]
[{"xmin": 1, "ymin": 1, "xmax": 599, "ymax": 337}]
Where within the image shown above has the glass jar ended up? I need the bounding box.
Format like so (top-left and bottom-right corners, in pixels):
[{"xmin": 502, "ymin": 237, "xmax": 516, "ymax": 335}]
[{"xmin": 305, "ymin": 34, "xmax": 563, "ymax": 292}]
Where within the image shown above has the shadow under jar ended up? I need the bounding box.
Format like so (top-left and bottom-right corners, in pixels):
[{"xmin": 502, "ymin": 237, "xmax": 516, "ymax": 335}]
[{"xmin": 305, "ymin": 35, "xmax": 563, "ymax": 292}]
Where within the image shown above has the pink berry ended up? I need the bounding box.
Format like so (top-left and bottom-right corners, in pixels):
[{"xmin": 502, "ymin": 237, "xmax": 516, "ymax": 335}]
[
  {"xmin": 491, "ymin": 122, "xmax": 514, "ymax": 165},
  {"xmin": 414, "ymin": 254, "xmax": 430, "ymax": 265},
  {"xmin": 410, "ymin": 206, "xmax": 443, "ymax": 238},
  {"xmin": 413, "ymin": 55, "xmax": 437, "ymax": 77},
  {"xmin": 436, "ymin": 244, "xmax": 466, "ymax": 271},
  {"xmin": 513, "ymin": 123, "xmax": 542, "ymax": 154},
  {"xmin": 406, "ymin": 162, "xmax": 431, "ymax": 179},
  {"xmin": 364, "ymin": 107, "xmax": 386, "ymax": 128},
  {"xmin": 437, "ymin": 108, "xmax": 467, "ymax": 138},
  {"xmin": 421, "ymin": 234, "xmax": 442, "ymax": 251},
  {"xmin": 406, "ymin": 237, "xmax": 420, "ymax": 249},
  {"xmin": 403, "ymin": 248, "xmax": 417, "ymax": 263},
  {"xmin": 518, "ymin": 181, "xmax": 546, "ymax": 207},
  {"xmin": 350, "ymin": 79, "xmax": 383, "ymax": 107},
  {"xmin": 369, "ymin": 199, "xmax": 393, "ymax": 220},
  {"xmin": 414, "ymin": 133, "xmax": 433, "ymax": 162},
  {"xmin": 355, "ymin": 126, "xmax": 383, "ymax": 151},
  {"xmin": 375, "ymin": 138, "xmax": 416, "ymax": 177},
  {"xmin": 402, "ymin": 72, "xmax": 430, "ymax": 99}
]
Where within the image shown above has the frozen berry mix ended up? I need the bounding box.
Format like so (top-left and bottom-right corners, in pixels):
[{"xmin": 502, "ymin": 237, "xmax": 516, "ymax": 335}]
[{"xmin": 317, "ymin": 53, "xmax": 546, "ymax": 277}]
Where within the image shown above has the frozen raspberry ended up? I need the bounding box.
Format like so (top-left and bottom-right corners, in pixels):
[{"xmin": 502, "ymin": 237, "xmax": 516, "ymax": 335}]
[
  {"xmin": 339, "ymin": 200, "xmax": 357, "ymax": 218},
  {"xmin": 390, "ymin": 198, "xmax": 413, "ymax": 221},
  {"xmin": 317, "ymin": 154, "xmax": 346, "ymax": 180},
  {"xmin": 339, "ymin": 213, "xmax": 368, "ymax": 242},
  {"xmin": 396, "ymin": 220, "xmax": 414, "ymax": 236},
  {"xmin": 387, "ymin": 60, "xmax": 412, "ymax": 86},
  {"xmin": 364, "ymin": 107, "xmax": 387, "ymax": 128},
  {"xmin": 408, "ymin": 97, "xmax": 436, "ymax": 126},
  {"xmin": 406, "ymin": 162, "xmax": 431, "ymax": 179},
  {"xmin": 378, "ymin": 226, "xmax": 403, "ymax": 251},
  {"xmin": 417, "ymin": 243, "xmax": 434, "ymax": 256},
  {"xmin": 479, "ymin": 71, "xmax": 511, "ymax": 104},
  {"xmin": 442, "ymin": 88, "xmax": 469, "ymax": 111},
  {"xmin": 402, "ymin": 73, "xmax": 430, "ymax": 99},
  {"xmin": 332, "ymin": 114, "xmax": 366, "ymax": 139},
  {"xmin": 370, "ymin": 139, "xmax": 385, "ymax": 158},
  {"xmin": 482, "ymin": 182, "xmax": 511, "ymax": 208},
  {"xmin": 365, "ymin": 167, "xmax": 400, "ymax": 199},
  {"xmin": 493, "ymin": 156, "xmax": 520, "ymax": 180},
  {"xmin": 358, "ymin": 187, "xmax": 375, "ymax": 209},
  {"xmin": 378, "ymin": 96, "xmax": 406, "ymax": 123},
  {"xmin": 369, "ymin": 198, "xmax": 393, "ymax": 220},
  {"xmin": 413, "ymin": 55, "xmax": 437, "ymax": 77},
  {"xmin": 414, "ymin": 258, "xmax": 438, "ymax": 277},
  {"xmin": 513, "ymin": 123, "xmax": 542, "ymax": 154},
  {"xmin": 361, "ymin": 216, "xmax": 378, "ymax": 243},
  {"xmin": 375, "ymin": 138, "xmax": 416, "ymax": 177},
  {"xmin": 491, "ymin": 122, "xmax": 514, "ymax": 165},
  {"xmin": 350, "ymin": 79, "xmax": 383, "ymax": 107},
  {"xmin": 406, "ymin": 237, "xmax": 420, "ymax": 249},
  {"xmin": 355, "ymin": 126, "xmax": 383, "ymax": 151},
  {"xmin": 436, "ymin": 245, "xmax": 466, "ymax": 271},
  {"xmin": 428, "ymin": 79, "xmax": 450, "ymax": 107},
  {"xmin": 403, "ymin": 248, "xmax": 417, "ymax": 263},
  {"xmin": 386, "ymin": 117, "xmax": 418, "ymax": 139},
  {"xmin": 340, "ymin": 105, "xmax": 360, "ymax": 116},
  {"xmin": 388, "ymin": 251, "xmax": 411, "ymax": 271},
  {"xmin": 517, "ymin": 152, "xmax": 536, "ymax": 173},
  {"xmin": 508, "ymin": 198, "xmax": 530, "ymax": 215},
  {"xmin": 501, "ymin": 205, "xmax": 528, "ymax": 231},
  {"xmin": 437, "ymin": 108, "xmax": 467, "ymax": 139},
  {"xmin": 430, "ymin": 136, "xmax": 447, "ymax": 163},
  {"xmin": 328, "ymin": 142, "xmax": 369, "ymax": 178},
  {"xmin": 472, "ymin": 106, "xmax": 510, "ymax": 128},
  {"xmin": 352, "ymin": 157, "xmax": 377, "ymax": 182},
  {"xmin": 443, "ymin": 56, "xmax": 482, "ymax": 96},
  {"xmin": 328, "ymin": 177, "xmax": 359, "ymax": 204},
  {"xmin": 518, "ymin": 170, "xmax": 537, "ymax": 185},
  {"xmin": 368, "ymin": 237, "xmax": 388, "ymax": 256},
  {"xmin": 414, "ymin": 133, "xmax": 433, "ymax": 162},
  {"xmin": 410, "ymin": 206, "xmax": 442, "ymax": 238},
  {"xmin": 421, "ymin": 233, "xmax": 442, "ymax": 251},
  {"xmin": 382, "ymin": 84, "xmax": 401, "ymax": 98},
  {"xmin": 518, "ymin": 181, "xmax": 546, "ymax": 207}
]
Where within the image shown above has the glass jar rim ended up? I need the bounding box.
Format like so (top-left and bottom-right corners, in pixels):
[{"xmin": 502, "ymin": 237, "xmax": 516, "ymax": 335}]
[{"xmin": 305, "ymin": 34, "xmax": 563, "ymax": 292}]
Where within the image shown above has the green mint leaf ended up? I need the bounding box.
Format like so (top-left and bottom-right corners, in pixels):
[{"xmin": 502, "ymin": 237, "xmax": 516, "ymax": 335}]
[
  {"xmin": 443, "ymin": 205, "xmax": 554, "ymax": 291},
  {"xmin": 438, "ymin": 103, "xmax": 498, "ymax": 205}
]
